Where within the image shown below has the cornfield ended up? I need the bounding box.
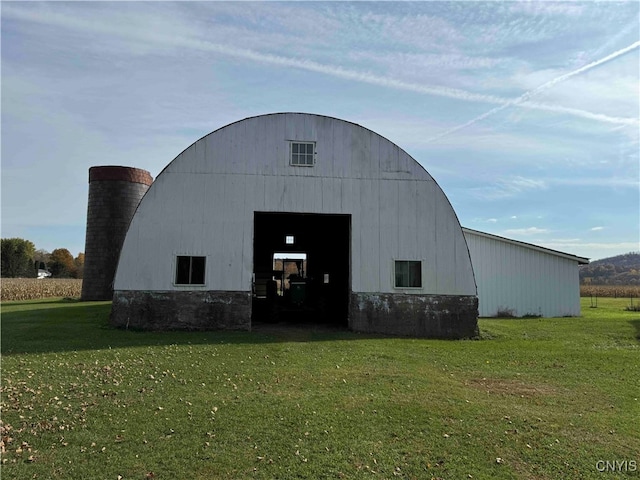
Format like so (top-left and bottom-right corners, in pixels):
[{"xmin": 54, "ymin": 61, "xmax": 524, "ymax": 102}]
[
  {"xmin": 580, "ymin": 284, "xmax": 640, "ymax": 298},
  {"xmin": 2, "ymin": 278, "xmax": 637, "ymax": 302},
  {"xmin": 0, "ymin": 278, "xmax": 83, "ymax": 302}
]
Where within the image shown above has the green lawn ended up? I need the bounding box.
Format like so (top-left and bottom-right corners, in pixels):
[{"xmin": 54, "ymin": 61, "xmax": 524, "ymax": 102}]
[{"xmin": 1, "ymin": 298, "xmax": 638, "ymax": 479}]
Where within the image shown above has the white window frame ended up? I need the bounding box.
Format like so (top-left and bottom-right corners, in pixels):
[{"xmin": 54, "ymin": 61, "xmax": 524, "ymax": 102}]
[
  {"xmin": 174, "ymin": 255, "xmax": 207, "ymax": 286},
  {"xmin": 393, "ymin": 260, "xmax": 423, "ymax": 289},
  {"xmin": 289, "ymin": 141, "xmax": 315, "ymax": 167}
]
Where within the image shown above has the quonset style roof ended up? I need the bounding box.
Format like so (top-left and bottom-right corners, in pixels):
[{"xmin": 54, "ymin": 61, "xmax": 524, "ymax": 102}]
[
  {"xmin": 462, "ymin": 228, "xmax": 589, "ymax": 265},
  {"xmin": 114, "ymin": 112, "xmax": 477, "ymax": 296}
]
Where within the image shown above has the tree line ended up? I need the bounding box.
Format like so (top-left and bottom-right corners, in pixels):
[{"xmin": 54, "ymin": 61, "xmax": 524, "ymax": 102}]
[
  {"xmin": 1, "ymin": 238, "xmax": 84, "ymax": 279},
  {"xmin": 579, "ymin": 252, "xmax": 640, "ymax": 286}
]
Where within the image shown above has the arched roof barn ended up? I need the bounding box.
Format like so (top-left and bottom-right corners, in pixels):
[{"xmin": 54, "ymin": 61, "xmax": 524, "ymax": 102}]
[{"xmin": 112, "ymin": 113, "xmax": 478, "ymax": 338}]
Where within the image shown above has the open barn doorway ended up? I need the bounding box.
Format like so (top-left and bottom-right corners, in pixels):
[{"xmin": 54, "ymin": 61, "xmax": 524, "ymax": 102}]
[{"xmin": 252, "ymin": 212, "xmax": 351, "ymax": 327}]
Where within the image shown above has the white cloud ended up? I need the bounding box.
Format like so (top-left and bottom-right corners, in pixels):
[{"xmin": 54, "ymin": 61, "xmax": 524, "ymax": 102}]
[
  {"xmin": 590, "ymin": 226, "xmax": 605, "ymax": 231},
  {"xmin": 471, "ymin": 176, "xmax": 548, "ymax": 200},
  {"xmin": 550, "ymin": 177, "xmax": 639, "ymax": 189},
  {"xmin": 487, "ymin": 218, "xmax": 498, "ymax": 223},
  {"xmin": 504, "ymin": 227, "xmax": 550, "ymax": 236},
  {"xmin": 357, "ymin": 11, "xmax": 464, "ymax": 51},
  {"xmin": 551, "ymin": 238, "xmax": 581, "ymax": 243},
  {"xmin": 509, "ymin": 2, "xmax": 585, "ymax": 17},
  {"xmin": 0, "ymin": 4, "xmax": 510, "ymax": 106},
  {"xmin": 576, "ymin": 243, "xmax": 640, "ymax": 250},
  {"xmin": 510, "ymin": 216, "xmax": 518, "ymax": 220},
  {"xmin": 4, "ymin": 3, "xmax": 636, "ymax": 133},
  {"xmin": 348, "ymin": 50, "xmax": 504, "ymax": 79},
  {"xmin": 540, "ymin": 241, "xmax": 640, "ymax": 259}
]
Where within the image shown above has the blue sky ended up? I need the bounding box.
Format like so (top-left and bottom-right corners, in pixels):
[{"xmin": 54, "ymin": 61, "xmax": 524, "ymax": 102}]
[{"xmin": 2, "ymin": 1, "xmax": 638, "ymax": 261}]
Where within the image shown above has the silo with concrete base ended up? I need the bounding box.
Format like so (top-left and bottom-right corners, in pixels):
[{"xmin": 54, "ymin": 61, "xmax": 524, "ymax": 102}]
[{"xmin": 81, "ymin": 166, "xmax": 153, "ymax": 301}]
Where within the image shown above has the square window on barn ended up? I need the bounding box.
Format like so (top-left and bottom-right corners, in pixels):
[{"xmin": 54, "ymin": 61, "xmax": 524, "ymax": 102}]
[
  {"xmin": 290, "ymin": 141, "xmax": 315, "ymax": 166},
  {"xmin": 175, "ymin": 256, "xmax": 206, "ymax": 285},
  {"xmin": 394, "ymin": 260, "xmax": 422, "ymax": 288}
]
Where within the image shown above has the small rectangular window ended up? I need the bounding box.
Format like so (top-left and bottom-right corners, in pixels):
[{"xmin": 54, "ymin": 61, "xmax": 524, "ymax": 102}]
[
  {"xmin": 394, "ymin": 260, "xmax": 422, "ymax": 288},
  {"xmin": 175, "ymin": 256, "xmax": 206, "ymax": 285},
  {"xmin": 290, "ymin": 141, "xmax": 315, "ymax": 166}
]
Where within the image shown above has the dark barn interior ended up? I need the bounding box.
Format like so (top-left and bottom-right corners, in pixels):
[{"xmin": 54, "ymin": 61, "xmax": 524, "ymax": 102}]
[{"xmin": 252, "ymin": 212, "xmax": 351, "ymax": 326}]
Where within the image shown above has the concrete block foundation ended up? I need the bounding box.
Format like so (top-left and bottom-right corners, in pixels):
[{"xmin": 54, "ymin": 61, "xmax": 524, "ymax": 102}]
[
  {"xmin": 349, "ymin": 293, "xmax": 478, "ymax": 339},
  {"xmin": 111, "ymin": 290, "xmax": 477, "ymax": 338},
  {"xmin": 111, "ymin": 290, "xmax": 251, "ymax": 331}
]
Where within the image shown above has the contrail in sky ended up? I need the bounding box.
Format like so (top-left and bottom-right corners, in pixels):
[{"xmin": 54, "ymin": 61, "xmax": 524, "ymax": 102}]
[
  {"xmin": 424, "ymin": 41, "xmax": 640, "ymax": 144},
  {"xmin": 5, "ymin": 5, "xmax": 638, "ymax": 129}
]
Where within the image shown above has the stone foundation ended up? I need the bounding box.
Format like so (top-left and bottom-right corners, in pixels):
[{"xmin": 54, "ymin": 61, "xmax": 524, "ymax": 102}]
[
  {"xmin": 111, "ymin": 290, "xmax": 477, "ymax": 338},
  {"xmin": 349, "ymin": 293, "xmax": 478, "ymax": 339},
  {"xmin": 111, "ymin": 290, "xmax": 251, "ymax": 331}
]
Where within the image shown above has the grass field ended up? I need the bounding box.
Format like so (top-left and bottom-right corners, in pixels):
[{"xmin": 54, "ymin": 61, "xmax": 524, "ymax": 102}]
[{"xmin": 1, "ymin": 298, "xmax": 638, "ymax": 479}]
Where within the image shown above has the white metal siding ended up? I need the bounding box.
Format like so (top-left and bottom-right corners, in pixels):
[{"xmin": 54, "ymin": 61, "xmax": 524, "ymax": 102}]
[
  {"xmin": 115, "ymin": 114, "xmax": 476, "ymax": 297},
  {"xmin": 464, "ymin": 230, "xmax": 581, "ymax": 317}
]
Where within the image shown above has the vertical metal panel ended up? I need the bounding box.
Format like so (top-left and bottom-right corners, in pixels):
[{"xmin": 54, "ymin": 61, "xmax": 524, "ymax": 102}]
[
  {"xmin": 418, "ymin": 181, "xmax": 437, "ymax": 293},
  {"xmin": 334, "ymin": 120, "xmax": 352, "ymax": 179},
  {"xmin": 434, "ymin": 190, "xmax": 456, "ymax": 294},
  {"xmin": 377, "ymin": 178, "xmax": 397, "ymax": 290},
  {"xmin": 370, "ymin": 133, "xmax": 381, "ymax": 174},
  {"xmin": 191, "ymin": 139, "xmax": 206, "ymax": 173},
  {"xmin": 236, "ymin": 119, "xmax": 251, "ymax": 176},
  {"xmin": 351, "ymin": 128, "xmax": 370, "ymax": 179},
  {"xmin": 320, "ymin": 116, "xmax": 337, "ymax": 178},
  {"xmin": 320, "ymin": 177, "xmax": 339, "ymax": 213},
  {"xmin": 379, "ymin": 136, "xmax": 396, "ymax": 174},
  {"xmin": 220, "ymin": 174, "xmax": 243, "ymax": 287},
  {"xmin": 464, "ymin": 230, "xmax": 582, "ymax": 317},
  {"xmin": 454, "ymin": 231, "xmax": 476, "ymax": 295},
  {"xmin": 358, "ymin": 178, "xmax": 380, "ymax": 292},
  {"xmin": 348, "ymin": 179, "xmax": 362, "ymax": 289},
  {"xmin": 397, "ymin": 180, "xmax": 418, "ymax": 259},
  {"xmin": 340, "ymin": 178, "xmax": 356, "ymax": 215}
]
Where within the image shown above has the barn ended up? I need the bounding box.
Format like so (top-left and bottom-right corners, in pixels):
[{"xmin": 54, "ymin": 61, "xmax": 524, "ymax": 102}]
[
  {"xmin": 110, "ymin": 113, "xmax": 478, "ymax": 338},
  {"xmin": 463, "ymin": 228, "xmax": 589, "ymax": 317}
]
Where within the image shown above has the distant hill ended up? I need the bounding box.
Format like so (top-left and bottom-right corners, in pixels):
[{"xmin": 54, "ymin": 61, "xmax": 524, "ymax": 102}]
[{"xmin": 580, "ymin": 252, "xmax": 640, "ymax": 285}]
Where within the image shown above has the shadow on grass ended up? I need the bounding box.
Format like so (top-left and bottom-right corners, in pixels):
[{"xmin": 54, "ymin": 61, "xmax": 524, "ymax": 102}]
[
  {"xmin": 630, "ymin": 319, "xmax": 640, "ymax": 341},
  {"xmin": 0, "ymin": 299, "xmax": 80, "ymax": 308},
  {"xmin": 1, "ymin": 299, "xmax": 390, "ymax": 355}
]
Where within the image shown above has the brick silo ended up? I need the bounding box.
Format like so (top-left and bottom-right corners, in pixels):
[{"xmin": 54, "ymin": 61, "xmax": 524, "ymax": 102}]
[{"xmin": 81, "ymin": 166, "xmax": 153, "ymax": 301}]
